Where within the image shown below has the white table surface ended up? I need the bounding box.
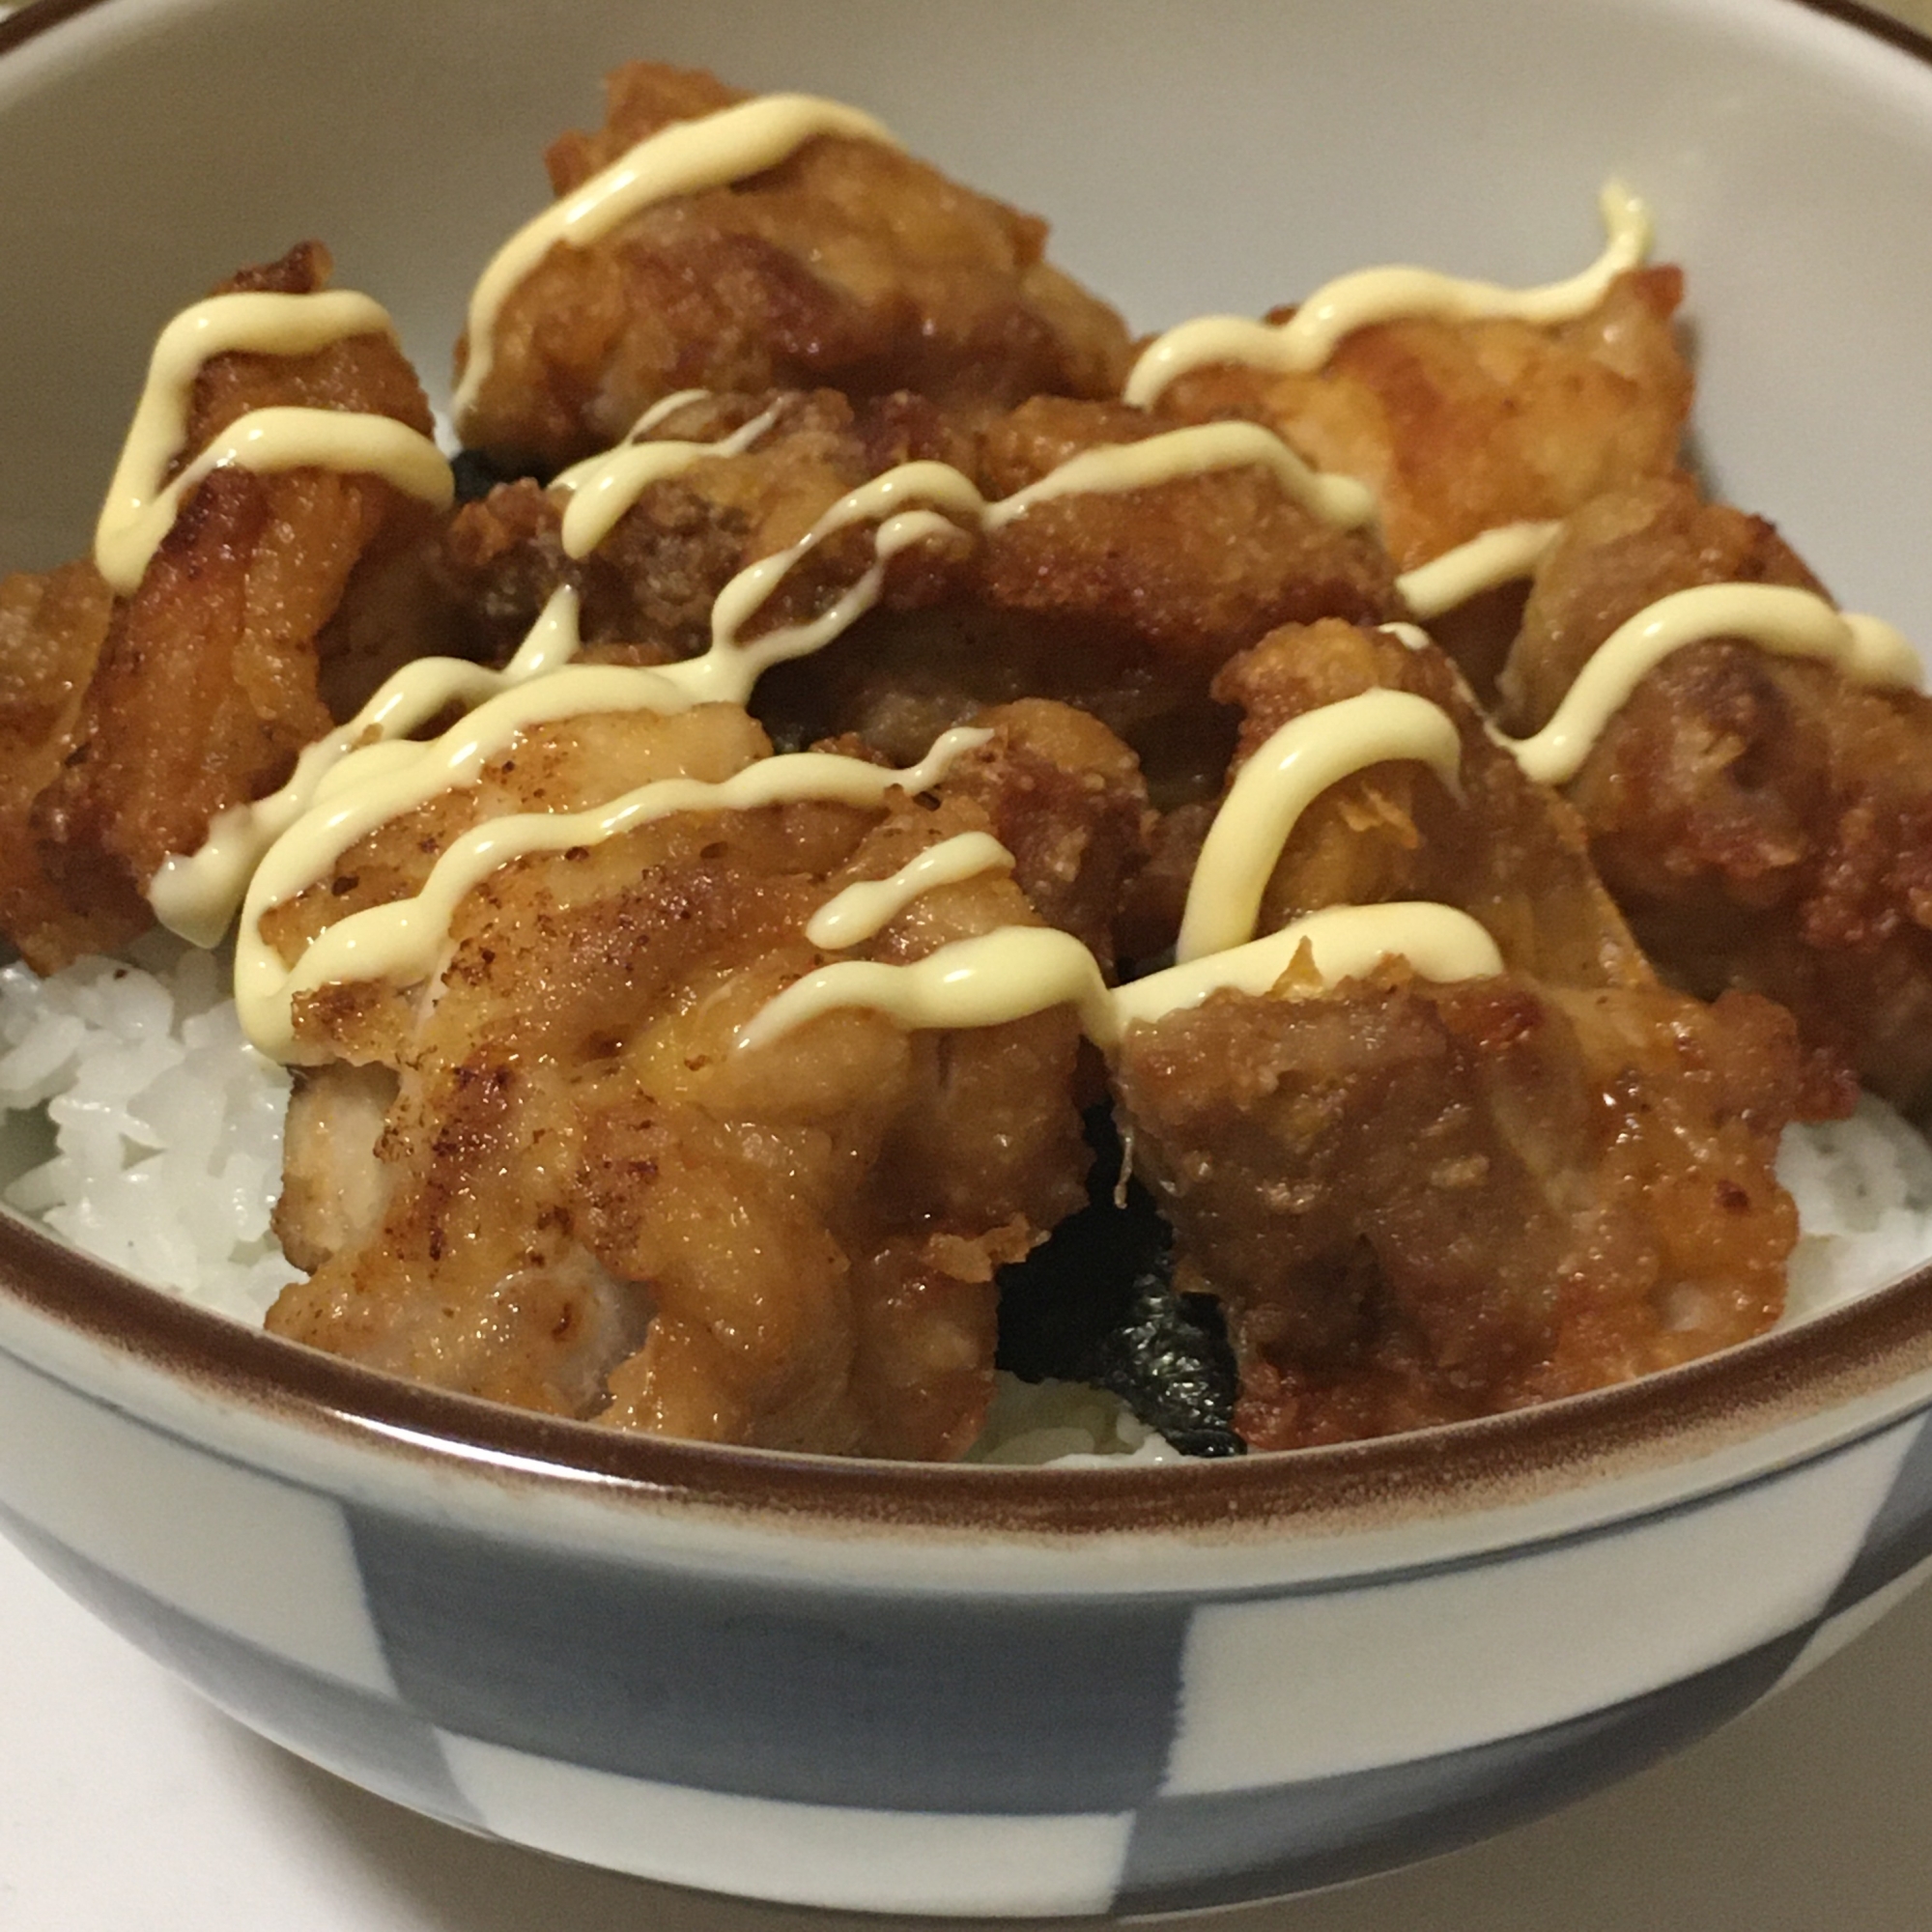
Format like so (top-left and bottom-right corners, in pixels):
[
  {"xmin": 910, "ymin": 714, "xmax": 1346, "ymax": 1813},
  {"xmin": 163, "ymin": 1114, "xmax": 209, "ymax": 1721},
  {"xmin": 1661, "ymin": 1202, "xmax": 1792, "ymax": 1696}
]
[
  {"xmin": 9, "ymin": 2, "xmax": 1932, "ymax": 1926},
  {"xmin": 6, "ymin": 1518, "xmax": 1932, "ymax": 1932}
]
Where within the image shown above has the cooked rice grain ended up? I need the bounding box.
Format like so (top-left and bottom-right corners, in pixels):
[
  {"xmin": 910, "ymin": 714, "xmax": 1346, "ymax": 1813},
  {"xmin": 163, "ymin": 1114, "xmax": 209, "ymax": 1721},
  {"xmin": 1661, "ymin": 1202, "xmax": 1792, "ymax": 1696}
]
[{"xmin": 0, "ymin": 938, "xmax": 291, "ymax": 1321}]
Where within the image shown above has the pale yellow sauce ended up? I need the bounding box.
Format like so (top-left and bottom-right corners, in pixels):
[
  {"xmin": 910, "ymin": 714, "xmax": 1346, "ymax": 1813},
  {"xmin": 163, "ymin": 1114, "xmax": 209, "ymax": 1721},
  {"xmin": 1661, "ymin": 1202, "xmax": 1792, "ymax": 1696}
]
[
  {"xmin": 95, "ymin": 292, "xmax": 451, "ymax": 594},
  {"xmin": 453, "ymin": 95, "xmax": 899, "ymax": 425},
  {"xmin": 1380, "ymin": 621, "xmax": 1435, "ymax": 653},
  {"xmin": 806, "ymin": 833, "xmax": 1013, "ymax": 950},
  {"xmin": 1497, "ymin": 582, "xmax": 1921, "ymax": 786},
  {"xmin": 151, "ymin": 587, "xmax": 589, "ymax": 946},
  {"xmin": 554, "ymin": 400, "xmax": 786, "ymax": 557},
  {"xmin": 148, "ymin": 345, "xmax": 1485, "ymax": 1057},
  {"xmin": 604, "ymin": 423, "xmax": 1372, "ymax": 705},
  {"xmin": 1397, "ymin": 520, "xmax": 1562, "ymax": 620},
  {"xmin": 737, "ymin": 902, "xmax": 1505, "ymax": 1056},
  {"xmin": 240, "ymin": 727, "xmax": 989, "ymax": 1062},
  {"xmin": 988, "ymin": 419, "xmax": 1375, "ymax": 532},
  {"xmin": 1175, "ymin": 691, "xmax": 1464, "ymax": 963},
  {"xmin": 1123, "ymin": 182, "xmax": 1651, "ymax": 409}
]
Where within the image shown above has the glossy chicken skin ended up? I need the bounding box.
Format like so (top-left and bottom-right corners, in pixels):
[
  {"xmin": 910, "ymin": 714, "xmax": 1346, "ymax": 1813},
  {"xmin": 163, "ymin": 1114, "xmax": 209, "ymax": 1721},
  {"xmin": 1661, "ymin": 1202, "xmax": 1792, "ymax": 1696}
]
[
  {"xmin": 756, "ymin": 394, "xmax": 1402, "ymax": 806},
  {"xmin": 436, "ymin": 387, "xmax": 977, "ymax": 668},
  {"xmin": 268, "ymin": 699, "xmax": 1146, "ymax": 1457},
  {"xmin": 455, "ymin": 63, "xmax": 1134, "ymax": 472},
  {"xmin": 1114, "ymin": 966, "xmax": 1810, "ymax": 1449},
  {"xmin": 1152, "ymin": 268, "xmax": 1691, "ymax": 571},
  {"xmin": 1499, "ymin": 476, "xmax": 1932, "ymax": 1110},
  {"xmin": 0, "ymin": 242, "xmax": 449, "ymax": 973},
  {"xmin": 1108, "ymin": 617, "xmax": 1831, "ymax": 1448}
]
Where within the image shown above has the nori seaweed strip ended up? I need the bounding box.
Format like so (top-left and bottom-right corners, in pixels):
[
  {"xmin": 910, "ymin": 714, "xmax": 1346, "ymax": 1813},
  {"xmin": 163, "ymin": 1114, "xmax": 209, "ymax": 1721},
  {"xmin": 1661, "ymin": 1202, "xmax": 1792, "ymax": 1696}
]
[
  {"xmin": 450, "ymin": 447, "xmax": 544, "ymax": 503},
  {"xmin": 996, "ymin": 1105, "xmax": 1244, "ymax": 1457}
]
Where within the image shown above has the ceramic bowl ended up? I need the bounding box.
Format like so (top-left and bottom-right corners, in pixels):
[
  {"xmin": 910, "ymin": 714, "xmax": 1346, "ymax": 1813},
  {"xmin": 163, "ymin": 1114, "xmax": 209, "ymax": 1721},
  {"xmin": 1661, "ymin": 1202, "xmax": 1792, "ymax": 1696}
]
[{"xmin": 6, "ymin": 0, "xmax": 1932, "ymax": 1917}]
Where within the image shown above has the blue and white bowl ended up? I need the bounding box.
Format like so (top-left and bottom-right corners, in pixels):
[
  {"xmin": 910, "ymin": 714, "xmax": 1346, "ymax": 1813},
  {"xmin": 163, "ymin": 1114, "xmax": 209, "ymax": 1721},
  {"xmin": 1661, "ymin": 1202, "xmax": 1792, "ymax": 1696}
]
[{"xmin": 5, "ymin": 0, "xmax": 1932, "ymax": 1916}]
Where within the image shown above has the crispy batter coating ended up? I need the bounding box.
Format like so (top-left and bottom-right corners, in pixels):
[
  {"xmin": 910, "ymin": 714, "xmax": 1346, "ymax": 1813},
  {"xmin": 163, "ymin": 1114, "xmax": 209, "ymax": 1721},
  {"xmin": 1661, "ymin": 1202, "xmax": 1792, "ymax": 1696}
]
[
  {"xmin": 1107, "ymin": 612, "xmax": 1824, "ymax": 1446},
  {"xmin": 1215, "ymin": 618, "xmax": 1649, "ymax": 989},
  {"xmin": 1114, "ymin": 969, "xmax": 1807, "ymax": 1448},
  {"xmin": 435, "ymin": 387, "xmax": 974, "ymax": 667},
  {"xmin": 757, "ymin": 395, "xmax": 1402, "ymax": 804},
  {"xmin": 0, "ymin": 560, "xmax": 127, "ymax": 968},
  {"xmin": 442, "ymin": 388, "xmax": 1395, "ymax": 812},
  {"xmin": 456, "ymin": 63, "xmax": 1133, "ymax": 471},
  {"xmin": 936, "ymin": 697, "xmax": 1151, "ymax": 978},
  {"xmin": 265, "ymin": 700, "xmax": 1124, "ymax": 1456},
  {"xmin": 21, "ymin": 74, "xmax": 1927, "ymax": 1463},
  {"xmin": 1153, "ymin": 269, "xmax": 1691, "ymax": 570},
  {"xmin": 1499, "ymin": 477, "xmax": 1932, "ymax": 1108},
  {"xmin": 4, "ymin": 242, "xmax": 449, "ymax": 973}
]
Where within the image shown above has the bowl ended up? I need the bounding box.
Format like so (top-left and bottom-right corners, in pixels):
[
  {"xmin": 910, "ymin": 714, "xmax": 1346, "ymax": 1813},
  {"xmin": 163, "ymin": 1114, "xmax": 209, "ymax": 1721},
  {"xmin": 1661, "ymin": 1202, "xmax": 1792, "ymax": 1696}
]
[{"xmin": 6, "ymin": 0, "xmax": 1932, "ymax": 1917}]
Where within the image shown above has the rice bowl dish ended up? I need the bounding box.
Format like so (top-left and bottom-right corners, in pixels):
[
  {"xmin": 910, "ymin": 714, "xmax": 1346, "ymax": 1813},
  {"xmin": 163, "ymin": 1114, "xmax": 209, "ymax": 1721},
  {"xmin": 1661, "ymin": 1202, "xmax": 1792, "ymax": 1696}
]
[
  {"xmin": 5, "ymin": 44, "xmax": 1932, "ymax": 1462},
  {"xmin": 10, "ymin": 1, "xmax": 1932, "ymax": 1916}
]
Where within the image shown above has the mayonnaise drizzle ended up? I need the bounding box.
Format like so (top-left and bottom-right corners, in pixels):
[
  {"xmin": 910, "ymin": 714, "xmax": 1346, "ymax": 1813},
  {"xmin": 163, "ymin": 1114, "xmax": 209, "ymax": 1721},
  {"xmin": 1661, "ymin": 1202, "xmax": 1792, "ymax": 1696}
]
[
  {"xmin": 1397, "ymin": 521, "xmax": 1562, "ymax": 620},
  {"xmin": 1175, "ymin": 691, "xmax": 1464, "ymax": 963},
  {"xmin": 1124, "ymin": 182, "xmax": 1651, "ymax": 408},
  {"xmin": 454, "ymin": 95, "xmax": 899, "ymax": 422},
  {"xmin": 990, "ymin": 419, "xmax": 1375, "ymax": 531},
  {"xmin": 806, "ymin": 832, "xmax": 1013, "ymax": 950},
  {"xmin": 1496, "ymin": 583, "xmax": 1922, "ymax": 786},
  {"xmin": 151, "ymin": 587, "xmax": 590, "ymax": 946},
  {"xmin": 99, "ymin": 408, "xmax": 452, "ymax": 599},
  {"xmin": 554, "ymin": 399, "xmax": 786, "ymax": 557},
  {"xmin": 641, "ymin": 422, "xmax": 1373, "ymax": 700},
  {"xmin": 164, "ymin": 403, "xmax": 1360, "ymax": 980},
  {"xmin": 240, "ymin": 728, "xmax": 989, "ymax": 1062},
  {"xmin": 95, "ymin": 293, "xmax": 451, "ymax": 594},
  {"xmin": 736, "ymin": 902, "xmax": 1505, "ymax": 1055}
]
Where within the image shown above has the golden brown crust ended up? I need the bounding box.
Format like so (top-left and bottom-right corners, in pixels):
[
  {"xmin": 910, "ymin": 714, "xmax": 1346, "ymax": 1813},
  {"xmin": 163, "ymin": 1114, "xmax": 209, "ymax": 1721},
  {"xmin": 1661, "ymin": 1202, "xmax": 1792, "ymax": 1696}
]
[
  {"xmin": 1500, "ymin": 478, "xmax": 1932, "ymax": 1107},
  {"xmin": 1212, "ymin": 618, "xmax": 1648, "ymax": 990},
  {"xmin": 0, "ymin": 560, "xmax": 132, "ymax": 970},
  {"xmin": 1154, "ymin": 268, "xmax": 1692, "ymax": 571},
  {"xmin": 755, "ymin": 395, "xmax": 1402, "ymax": 804},
  {"xmin": 2, "ymin": 243, "xmax": 449, "ymax": 971},
  {"xmin": 435, "ymin": 387, "xmax": 976, "ymax": 668},
  {"xmin": 265, "ymin": 699, "xmax": 1121, "ymax": 1457},
  {"xmin": 1114, "ymin": 971, "xmax": 1805, "ymax": 1449},
  {"xmin": 456, "ymin": 63, "xmax": 1134, "ymax": 471}
]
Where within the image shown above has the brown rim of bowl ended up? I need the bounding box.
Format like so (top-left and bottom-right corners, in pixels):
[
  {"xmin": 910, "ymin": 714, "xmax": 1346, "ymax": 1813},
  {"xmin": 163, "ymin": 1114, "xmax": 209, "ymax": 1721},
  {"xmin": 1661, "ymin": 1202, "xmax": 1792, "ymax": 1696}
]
[
  {"xmin": 10, "ymin": 1199, "xmax": 1932, "ymax": 1536},
  {"xmin": 4, "ymin": 0, "xmax": 1932, "ymax": 1539}
]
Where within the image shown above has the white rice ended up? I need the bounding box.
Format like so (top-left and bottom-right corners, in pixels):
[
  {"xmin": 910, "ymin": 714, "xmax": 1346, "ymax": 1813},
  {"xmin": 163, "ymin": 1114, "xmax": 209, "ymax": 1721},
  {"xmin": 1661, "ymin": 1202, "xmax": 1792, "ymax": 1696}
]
[
  {"xmin": 0, "ymin": 937, "xmax": 291, "ymax": 1322},
  {"xmin": 3, "ymin": 946, "xmax": 1929, "ymax": 1460},
  {"xmin": 1777, "ymin": 1094, "xmax": 1932, "ymax": 1323},
  {"xmin": 964, "ymin": 1374, "xmax": 1187, "ymax": 1465}
]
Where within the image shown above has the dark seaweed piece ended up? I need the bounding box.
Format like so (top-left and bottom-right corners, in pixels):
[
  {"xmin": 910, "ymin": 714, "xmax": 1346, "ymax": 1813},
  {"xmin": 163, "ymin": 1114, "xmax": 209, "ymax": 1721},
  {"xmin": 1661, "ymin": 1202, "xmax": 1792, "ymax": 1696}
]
[
  {"xmin": 450, "ymin": 448, "xmax": 544, "ymax": 503},
  {"xmin": 996, "ymin": 1106, "xmax": 1243, "ymax": 1457}
]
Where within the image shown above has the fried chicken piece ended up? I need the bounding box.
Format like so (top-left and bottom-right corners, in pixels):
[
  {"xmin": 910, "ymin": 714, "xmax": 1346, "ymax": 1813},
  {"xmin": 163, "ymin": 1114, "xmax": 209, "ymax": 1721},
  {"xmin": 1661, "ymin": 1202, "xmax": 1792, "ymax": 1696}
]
[
  {"xmin": 435, "ymin": 387, "xmax": 975, "ymax": 667},
  {"xmin": 0, "ymin": 560, "xmax": 126, "ymax": 969},
  {"xmin": 456, "ymin": 63, "xmax": 1133, "ymax": 472},
  {"xmin": 1214, "ymin": 618, "xmax": 1650, "ymax": 989},
  {"xmin": 262, "ymin": 702, "xmax": 772, "ymax": 1068},
  {"xmin": 1108, "ymin": 611, "xmax": 1826, "ymax": 1446},
  {"xmin": 266, "ymin": 702, "xmax": 1103, "ymax": 1457},
  {"xmin": 1497, "ymin": 476, "xmax": 1932, "ymax": 1108},
  {"xmin": 1113, "ymin": 968, "xmax": 1807, "ymax": 1449},
  {"xmin": 757, "ymin": 395, "xmax": 1402, "ymax": 804},
  {"xmin": 1152, "ymin": 268, "xmax": 1691, "ymax": 570},
  {"xmin": 272, "ymin": 1063, "xmax": 399, "ymax": 1274},
  {"xmin": 10, "ymin": 242, "xmax": 450, "ymax": 973},
  {"xmin": 936, "ymin": 697, "xmax": 1151, "ymax": 978}
]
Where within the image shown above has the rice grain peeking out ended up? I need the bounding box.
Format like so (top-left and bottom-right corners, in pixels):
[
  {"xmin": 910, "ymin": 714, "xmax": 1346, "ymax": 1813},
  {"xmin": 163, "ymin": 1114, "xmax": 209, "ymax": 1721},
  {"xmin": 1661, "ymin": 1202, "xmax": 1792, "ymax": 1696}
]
[
  {"xmin": 0, "ymin": 937, "xmax": 291, "ymax": 1322},
  {"xmin": 1777, "ymin": 1096, "xmax": 1932, "ymax": 1325}
]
